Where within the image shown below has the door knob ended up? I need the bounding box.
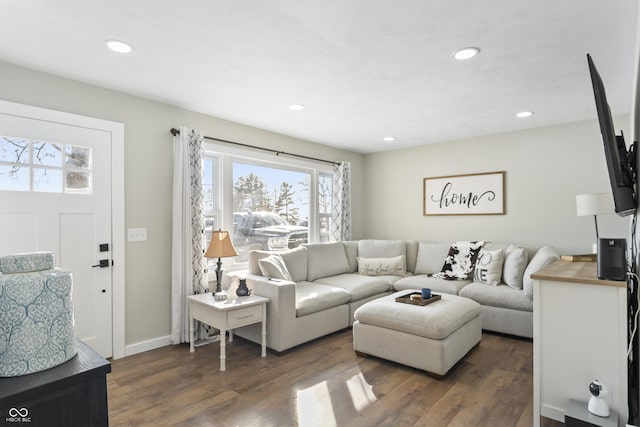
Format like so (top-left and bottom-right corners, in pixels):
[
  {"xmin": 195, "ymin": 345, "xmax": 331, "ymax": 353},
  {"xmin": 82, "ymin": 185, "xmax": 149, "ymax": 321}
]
[{"xmin": 92, "ymin": 259, "xmax": 110, "ymax": 268}]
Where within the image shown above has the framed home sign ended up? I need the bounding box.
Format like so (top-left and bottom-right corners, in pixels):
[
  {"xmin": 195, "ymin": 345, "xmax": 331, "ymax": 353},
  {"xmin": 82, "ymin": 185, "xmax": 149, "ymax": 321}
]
[{"xmin": 423, "ymin": 171, "xmax": 505, "ymax": 215}]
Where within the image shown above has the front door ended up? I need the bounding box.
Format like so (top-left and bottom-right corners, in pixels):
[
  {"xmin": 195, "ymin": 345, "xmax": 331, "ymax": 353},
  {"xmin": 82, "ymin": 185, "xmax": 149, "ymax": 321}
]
[{"xmin": 0, "ymin": 107, "xmax": 114, "ymax": 357}]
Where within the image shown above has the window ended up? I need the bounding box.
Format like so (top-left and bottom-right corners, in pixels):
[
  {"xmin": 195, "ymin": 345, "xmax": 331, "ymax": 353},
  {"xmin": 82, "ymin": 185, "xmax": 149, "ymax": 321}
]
[
  {"xmin": 203, "ymin": 143, "xmax": 336, "ymax": 267},
  {"xmin": 318, "ymin": 172, "xmax": 333, "ymax": 243},
  {"xmin": 0, "ymin": 136, "xmax": 92, "ymax": 194},
  {"xmin": 203, "ymin": 156, "xmax": 220, "ymax": 245},
  {"xmin": 232, "ymin": 161, "xmax": 310, "ymax": 255}
]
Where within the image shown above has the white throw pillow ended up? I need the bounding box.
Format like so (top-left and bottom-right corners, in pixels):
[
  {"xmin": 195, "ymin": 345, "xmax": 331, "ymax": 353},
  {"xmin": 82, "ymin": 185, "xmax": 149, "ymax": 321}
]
[
  {"xmin": 433, "ymin": 241, "xmax": 484, "ymax": 280},
  {"xmin": 258, "ymin": 254, "xmax": 293, "ymax": 281},
  {"xmin": 523, "ymin": 246, "xmax": 560, "ymax": 296},
  {"xmin": 357, "ymin": 255, "xmax": 406, "ymax": 276},
  {"xmin": 503, "ymin": 245, "xmax": 528, "ymax": 289},
  {"xmin": 473, "ymin": 248, "xmax": 505, "ymax": 286}
]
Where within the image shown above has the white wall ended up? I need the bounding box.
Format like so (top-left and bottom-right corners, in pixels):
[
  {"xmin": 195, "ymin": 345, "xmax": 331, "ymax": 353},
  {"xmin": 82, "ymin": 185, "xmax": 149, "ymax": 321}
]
[
  {"xmin": 1, "ymin": 58, "xmax": 633, "ymax": 351},
  {"xmin": 363, "ymin": 118, "xmax": 632, "ymax": 255},
  {"xmin": 0, "ymin": 61, "xmax": 366, "ymax": 348}
]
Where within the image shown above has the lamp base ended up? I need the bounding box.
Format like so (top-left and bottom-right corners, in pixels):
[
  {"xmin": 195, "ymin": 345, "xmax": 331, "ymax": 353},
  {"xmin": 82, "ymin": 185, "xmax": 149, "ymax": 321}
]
[{"xmin": 214, "ymin": 290, "xmax": 228, "ymax": 301}]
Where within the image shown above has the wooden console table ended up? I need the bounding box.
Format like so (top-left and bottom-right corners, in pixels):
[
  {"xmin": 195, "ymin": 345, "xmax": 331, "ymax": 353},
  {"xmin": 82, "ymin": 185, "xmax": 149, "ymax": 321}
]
[
  {"xmin": 0, "ymin": 339, "xmax": 111, "ymax": 427},
  {"xmin": 532, "ymin": 260, "xmax": 627, "ymax": 426}
]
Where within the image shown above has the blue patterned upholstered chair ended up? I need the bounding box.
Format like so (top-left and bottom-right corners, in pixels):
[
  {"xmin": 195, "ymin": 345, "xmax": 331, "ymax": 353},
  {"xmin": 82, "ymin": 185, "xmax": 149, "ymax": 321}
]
[{"xmin": 0, "ymin": 252, "xmax": 77, "ymax": 376}]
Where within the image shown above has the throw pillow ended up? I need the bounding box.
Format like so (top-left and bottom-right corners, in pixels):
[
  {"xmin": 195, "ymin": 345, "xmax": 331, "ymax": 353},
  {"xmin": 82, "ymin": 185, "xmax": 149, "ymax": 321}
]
[
  {"xmin": 433, "ymin": 241, "xmax": 484, "ymax": 280},
  {"xmin": 503, "ymin": 245, "xmax": 528, "ymax": 289},
  {"xmin": 473, "ymin": 248, "xmax": 505, "ymax": 285},
  {"xmin": 258, "ymin": 254, "xmax": 293, "ymax": 281},
  {"xmin": 357, "ymin": 255, "xmax": 406, "ymax": 276},
  {"xmin": 523, "ymin": 246, "xmax": 560, "ymax": 297}
]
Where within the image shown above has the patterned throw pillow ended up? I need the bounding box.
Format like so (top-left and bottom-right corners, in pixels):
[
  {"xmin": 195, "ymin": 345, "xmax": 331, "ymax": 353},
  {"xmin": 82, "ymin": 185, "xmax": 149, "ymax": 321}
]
[
  {"xmin": 433, "ymin": 241, "xmax": 484, "ymax": 280},
  {"xmin": 473, "ymin": 248, "xmax": 505, "ymax": 285}
]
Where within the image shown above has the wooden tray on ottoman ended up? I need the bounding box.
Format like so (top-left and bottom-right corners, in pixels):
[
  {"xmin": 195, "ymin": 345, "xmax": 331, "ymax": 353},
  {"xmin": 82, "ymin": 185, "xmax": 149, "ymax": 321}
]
[{"xmin": 396, "ymin": 292, "xmax": 441, "ymax": 306}]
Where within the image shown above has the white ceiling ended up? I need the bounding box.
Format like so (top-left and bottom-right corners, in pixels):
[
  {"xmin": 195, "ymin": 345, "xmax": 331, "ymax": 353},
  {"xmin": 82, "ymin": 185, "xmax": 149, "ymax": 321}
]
[{"xmin": 0, "ymin": 0, "xmax": 638, "ymax": 153}]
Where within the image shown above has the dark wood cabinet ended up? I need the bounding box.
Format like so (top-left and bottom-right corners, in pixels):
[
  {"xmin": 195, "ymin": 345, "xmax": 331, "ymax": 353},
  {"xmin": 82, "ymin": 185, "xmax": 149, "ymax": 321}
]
[{"xmin": 0, "ymin": 339, "xmax": 111, "ymax": 427}]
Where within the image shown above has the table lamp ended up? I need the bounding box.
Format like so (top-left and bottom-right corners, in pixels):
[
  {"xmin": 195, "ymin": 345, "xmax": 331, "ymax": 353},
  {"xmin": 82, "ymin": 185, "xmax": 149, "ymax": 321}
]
[
  {"xmin": 204, "ymin": 229, "xmax": 238, "ymax": 300},
  {"xmin": 576, "ymin": 193, "xmax": 613, "ymax": 252}
]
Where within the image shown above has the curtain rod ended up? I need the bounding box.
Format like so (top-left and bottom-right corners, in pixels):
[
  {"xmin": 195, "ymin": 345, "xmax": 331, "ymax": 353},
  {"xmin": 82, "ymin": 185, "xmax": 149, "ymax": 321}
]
[{"xmin": 170, "ymin": 128, "xmax": 340, "ymax": 166}]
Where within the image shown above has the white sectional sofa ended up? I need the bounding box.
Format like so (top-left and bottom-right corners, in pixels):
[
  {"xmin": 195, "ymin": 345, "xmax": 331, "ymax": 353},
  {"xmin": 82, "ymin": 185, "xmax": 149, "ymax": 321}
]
[{"xmin": 234, "ymin": 240, "xmax": 559, "ymax": 353}]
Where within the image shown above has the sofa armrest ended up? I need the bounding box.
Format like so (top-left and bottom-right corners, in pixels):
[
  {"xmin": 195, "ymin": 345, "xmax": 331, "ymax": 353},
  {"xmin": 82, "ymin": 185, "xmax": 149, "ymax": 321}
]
[{"xmin": 244, "ymin": 274, "xmax": 297, "ymax": 351}]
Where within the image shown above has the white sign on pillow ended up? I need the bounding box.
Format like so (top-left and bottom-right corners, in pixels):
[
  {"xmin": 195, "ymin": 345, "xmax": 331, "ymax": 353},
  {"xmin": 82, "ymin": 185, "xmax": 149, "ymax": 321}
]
[
  {"xmin": 473, "ymin": 248, "xmax": 505, "ymax": 286},
  {"xmin": 357, "ymin": 255, "xmax": 406, "ymax": 276}
]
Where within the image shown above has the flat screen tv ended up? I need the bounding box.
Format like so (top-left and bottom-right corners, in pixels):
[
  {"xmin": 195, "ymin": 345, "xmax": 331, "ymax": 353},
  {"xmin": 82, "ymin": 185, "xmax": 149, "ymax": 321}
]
[{"xmin": 587, "ymin": 53, "xmax": 637, "ymax": 216}]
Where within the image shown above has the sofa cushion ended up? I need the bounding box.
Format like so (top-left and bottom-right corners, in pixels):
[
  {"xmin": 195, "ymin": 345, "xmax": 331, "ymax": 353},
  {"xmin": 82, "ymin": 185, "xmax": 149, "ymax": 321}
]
[
  {"xmin": 280, "ymin": 246, "xmax": 308, "ymax": 282},
  {"xmin": 258, "ymin": 254, "xmax": 292, "ymax": 281},
  {"xmin": 414, "ymin": 242, "xmax": 452, "ymax": 275},
  {"xmin": 459, "ymin": 282, "xmax": 533, "ymax": 312},
  {"xmin": 393, "ymin": 274, "xmax": 471, "ymax": 295},
  {"xmin": 405, "ymin": 240, "xmax": 419, "ymax": 274},
  {"xmin": 472, "ymin": 248, "xmax": 504, "ymax": 286},
  {"xmin": 314, "ymin": 273, "xmax": 393, "ymax": 301},
  {"xmin": 343, "ymin": 241, "xmax": 359, "ymax": 273},
  {"xmin": 295, "ymin": 281, "xmax": 351, "ymax": 316},
  {"xmin": 523, "ymin": 246, "xmax": 559, "ymax": 297},
  {"xmin": 433, "ymin": 241, "xmax": 484, "ymax": 280},
  {"xmin": 304, "ymin": 242, "xmax": 351, "ymax": 281},
  {"xmin": 358, "ymin": 240, "xmax": 406, "ymax": 263},
  {"xmin": 357, "ymin": 255, "xmax": 406, "ymax": 276}
]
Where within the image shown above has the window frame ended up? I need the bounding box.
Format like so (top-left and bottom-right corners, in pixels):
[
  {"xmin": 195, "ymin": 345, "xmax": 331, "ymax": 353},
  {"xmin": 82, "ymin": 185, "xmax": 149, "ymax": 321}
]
[{"xmin": 203, "ymin": 141, "xmax": 335, "ymax": 271}]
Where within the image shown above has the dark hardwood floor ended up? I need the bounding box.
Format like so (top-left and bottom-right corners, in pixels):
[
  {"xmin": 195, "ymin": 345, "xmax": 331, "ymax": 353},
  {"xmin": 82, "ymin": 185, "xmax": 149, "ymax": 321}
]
[{"xmin": 107, "ymin": 330, "xmax": 564, "ymax": 426}]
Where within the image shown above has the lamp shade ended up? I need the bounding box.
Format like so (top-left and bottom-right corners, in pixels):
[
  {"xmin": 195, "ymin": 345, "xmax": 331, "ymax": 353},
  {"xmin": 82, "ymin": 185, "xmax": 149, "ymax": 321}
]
[
  {"xmin": 204, "ymin": 230, "xmax": 238, "ymax": 258},
  {"xmin": 576, "ymin": 193, "xmax": 613, "ymax": 217}
]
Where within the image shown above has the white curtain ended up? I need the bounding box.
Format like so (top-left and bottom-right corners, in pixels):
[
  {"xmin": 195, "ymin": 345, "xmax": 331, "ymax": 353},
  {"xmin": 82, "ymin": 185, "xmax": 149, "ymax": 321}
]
[
  {"xmin": 171, "ymin": 127, "xmax": 207, "ymax": 345},
  {"xmin": 332, "ymin": 161, "xmax": 352, "ymax": 241}
]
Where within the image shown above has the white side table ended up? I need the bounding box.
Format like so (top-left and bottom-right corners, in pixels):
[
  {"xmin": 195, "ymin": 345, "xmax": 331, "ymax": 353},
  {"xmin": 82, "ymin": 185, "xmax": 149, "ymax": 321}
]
[{"xmin": 188, "ymin": 293, "xmax": 269, "ymax": 371}]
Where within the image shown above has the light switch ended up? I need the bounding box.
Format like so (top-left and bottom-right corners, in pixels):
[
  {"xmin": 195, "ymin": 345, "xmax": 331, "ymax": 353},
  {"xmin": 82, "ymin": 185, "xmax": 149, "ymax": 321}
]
[{"xmin": 127, "ymin": 227, "xmax": 147, "ymax": 242}]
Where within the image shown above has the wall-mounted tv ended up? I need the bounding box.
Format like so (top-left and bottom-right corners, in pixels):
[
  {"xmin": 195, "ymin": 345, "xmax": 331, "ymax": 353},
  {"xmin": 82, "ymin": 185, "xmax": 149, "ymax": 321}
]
[{"xmin": 587, "ymin": 53, "xmax": 637, "ymax": 216}]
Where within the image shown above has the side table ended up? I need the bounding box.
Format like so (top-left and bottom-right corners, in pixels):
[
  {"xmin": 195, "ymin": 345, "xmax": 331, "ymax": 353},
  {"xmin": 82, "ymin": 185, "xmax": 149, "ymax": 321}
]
[{"xmin": 188, "ymin": 293, "xmax": 269, "ymax": 371}]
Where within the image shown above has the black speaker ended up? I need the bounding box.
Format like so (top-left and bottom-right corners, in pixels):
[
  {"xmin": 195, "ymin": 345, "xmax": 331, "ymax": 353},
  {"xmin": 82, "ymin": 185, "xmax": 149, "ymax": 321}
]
[{"xmin": 597, "ymin": 238, "xmax": 627, "ymax": 281}]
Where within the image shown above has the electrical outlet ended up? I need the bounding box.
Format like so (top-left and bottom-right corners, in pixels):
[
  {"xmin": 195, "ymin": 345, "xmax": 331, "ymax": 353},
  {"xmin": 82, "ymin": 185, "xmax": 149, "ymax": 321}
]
[{"xmin": 127, "ymin": 227, "xmax": 147, "ymax": 242}]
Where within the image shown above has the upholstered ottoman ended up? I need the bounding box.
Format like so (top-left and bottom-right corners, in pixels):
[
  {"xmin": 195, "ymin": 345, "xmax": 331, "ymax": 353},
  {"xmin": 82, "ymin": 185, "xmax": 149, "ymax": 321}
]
[{"xmin": 353, "ymin": 291, "xmax": 481, "ymax": 376}]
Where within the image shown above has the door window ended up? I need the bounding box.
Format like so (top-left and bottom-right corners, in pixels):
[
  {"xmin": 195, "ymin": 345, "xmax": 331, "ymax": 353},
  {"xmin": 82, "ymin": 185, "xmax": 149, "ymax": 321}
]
[{"xmin": 0, "ymin": 136, "xmax": 92, "ymax": 194}]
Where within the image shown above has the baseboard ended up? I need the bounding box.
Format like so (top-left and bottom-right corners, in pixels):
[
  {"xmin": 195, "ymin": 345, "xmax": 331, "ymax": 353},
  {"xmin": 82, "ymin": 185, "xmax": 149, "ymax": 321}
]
[{"xmin": 124, "ymin": 335, "xmax": 172, "ymax": 357}]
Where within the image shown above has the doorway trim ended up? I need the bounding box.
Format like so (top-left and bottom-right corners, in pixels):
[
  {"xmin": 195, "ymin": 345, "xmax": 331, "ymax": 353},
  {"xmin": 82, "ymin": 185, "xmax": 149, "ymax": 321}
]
[{"xmin": 0, "ymin": 99, "xmax": 126, "ymax": 359}]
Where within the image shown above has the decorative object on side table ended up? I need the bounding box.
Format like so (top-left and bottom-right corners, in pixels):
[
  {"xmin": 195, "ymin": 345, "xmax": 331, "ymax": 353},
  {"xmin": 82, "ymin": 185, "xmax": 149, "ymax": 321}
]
[
  {"xmin": 0, "ymin": 252, "xmax": 77, "ymax": 377},
  {"xmin": 236, "ymin": 278, "xmax": 252, "ymax": 297},
  {"xmin": 575, "ymin": 193, "xmax": 613, "ymax": 252},
  {"xmin": 396, "ymin": 291, "xmax": 441, "ymax": 306},
  {"xmin": 204, "ymin": 229, "xmax": 238, "ymax": 301}
]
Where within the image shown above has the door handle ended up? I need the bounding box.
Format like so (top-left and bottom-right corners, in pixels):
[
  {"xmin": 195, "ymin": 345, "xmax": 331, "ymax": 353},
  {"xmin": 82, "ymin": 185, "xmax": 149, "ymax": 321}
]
[{"xmin": 92, "ymin": 259, "xmax": 110, "ymax": 268}]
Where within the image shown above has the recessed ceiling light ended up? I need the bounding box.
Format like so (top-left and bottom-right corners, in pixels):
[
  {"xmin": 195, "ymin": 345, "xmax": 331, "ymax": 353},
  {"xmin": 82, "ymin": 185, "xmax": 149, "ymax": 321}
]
[
  {"xmin": 105, "ymin": 40, "xmax": 134, "ymax": 54},
  {"xmin": 453, "ymin": 47, "xmax": 480, "ymax": 61},
  {"xmin": 383, "ymin": 137, "xmax": 396, "ymax": 142},
  {"xmin": 516, "ymin": 111, "xmax": 534, "ymax": 118},
  {"xmin": 289, "ymin": 104, "xmax": 305, "ymax": 111}
]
